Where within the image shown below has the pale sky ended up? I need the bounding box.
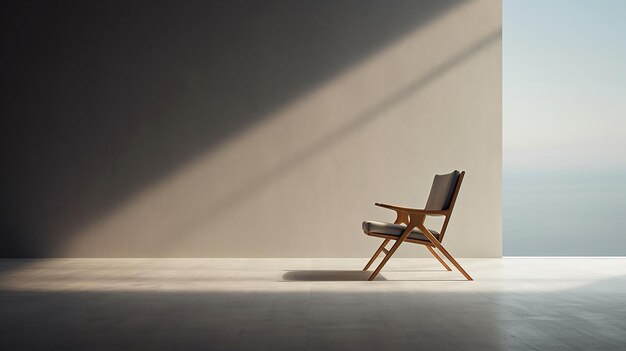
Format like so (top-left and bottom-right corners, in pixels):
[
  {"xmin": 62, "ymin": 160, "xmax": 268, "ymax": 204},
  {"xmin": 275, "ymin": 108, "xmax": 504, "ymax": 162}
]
[
  {"xmin": 504, "ymin": 0, "xmax": 626, "ymax": 173},
  {"xmin": 504, "ymin": 0, "xmax": 626, "ymax": 256}
]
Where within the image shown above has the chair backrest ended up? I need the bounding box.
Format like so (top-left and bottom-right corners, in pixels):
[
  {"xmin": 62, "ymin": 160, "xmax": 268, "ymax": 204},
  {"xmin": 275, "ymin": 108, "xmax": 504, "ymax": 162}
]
[
  {"xmin": 425, "ymin": 170, "xmax": 461, "ymax": 211},
  {"xmin": 425, "ymin": 170, "xmax": 464, "ymax": 242}
]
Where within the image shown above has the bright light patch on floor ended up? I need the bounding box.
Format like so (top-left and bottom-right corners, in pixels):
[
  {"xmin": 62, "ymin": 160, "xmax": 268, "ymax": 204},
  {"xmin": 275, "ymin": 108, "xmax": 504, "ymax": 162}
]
[{"xmin": 1, "ymin": 258, "xmax": 624, "ymax": 293}]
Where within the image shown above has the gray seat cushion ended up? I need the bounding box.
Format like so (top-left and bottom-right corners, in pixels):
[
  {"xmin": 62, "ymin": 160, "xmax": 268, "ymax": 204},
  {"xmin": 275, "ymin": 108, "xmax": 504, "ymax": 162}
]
[{"xmin": 362, "ymin": 221, "xmax": 439, "ymax": 242}]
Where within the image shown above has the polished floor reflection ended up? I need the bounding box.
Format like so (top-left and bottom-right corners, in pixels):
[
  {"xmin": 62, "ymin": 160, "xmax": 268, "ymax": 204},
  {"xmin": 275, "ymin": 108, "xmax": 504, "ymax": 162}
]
[{"xmin": 1, "ymin": 258, "xmax": 625, "ymax": 350}]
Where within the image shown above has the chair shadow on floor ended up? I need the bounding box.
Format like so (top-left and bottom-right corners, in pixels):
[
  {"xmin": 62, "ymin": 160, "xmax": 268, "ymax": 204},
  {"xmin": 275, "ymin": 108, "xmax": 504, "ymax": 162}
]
[
  {"xmin": 282, "ymin": 269, "xmax": 468, "ymax": 282},
  {"xmin": 282, "ymin": 270, "xmax": 387, "ymax": 281}
]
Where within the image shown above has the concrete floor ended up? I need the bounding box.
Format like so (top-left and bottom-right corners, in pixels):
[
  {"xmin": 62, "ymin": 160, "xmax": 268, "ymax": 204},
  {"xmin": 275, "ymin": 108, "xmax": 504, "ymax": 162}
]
[{"xmin": 0, "ymin": 258, "xmax": 625, "ymax": 350}]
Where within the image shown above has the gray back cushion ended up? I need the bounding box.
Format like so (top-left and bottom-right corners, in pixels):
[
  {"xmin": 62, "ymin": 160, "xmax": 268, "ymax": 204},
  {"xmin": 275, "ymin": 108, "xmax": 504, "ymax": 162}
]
[{"xmin": 425, "ymin": 171, "xmax": 460, "ymax": 210}]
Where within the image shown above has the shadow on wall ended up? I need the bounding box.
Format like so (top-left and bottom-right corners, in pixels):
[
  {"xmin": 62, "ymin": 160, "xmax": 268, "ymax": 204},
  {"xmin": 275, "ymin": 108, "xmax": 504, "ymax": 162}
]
[
  {"xmin": 166, "ymin": 29, "xmax": 500, "ymax": 247},
  {"xmin": 0, "ymin": 0, "xmax": 467, "ymax": 256}
]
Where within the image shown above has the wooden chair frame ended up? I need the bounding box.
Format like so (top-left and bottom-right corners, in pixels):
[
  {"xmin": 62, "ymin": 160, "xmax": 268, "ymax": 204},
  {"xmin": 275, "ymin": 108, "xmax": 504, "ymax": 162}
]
[{"xmin": 363, "ymin": 171, "xmax": 472, "ymax": 281}]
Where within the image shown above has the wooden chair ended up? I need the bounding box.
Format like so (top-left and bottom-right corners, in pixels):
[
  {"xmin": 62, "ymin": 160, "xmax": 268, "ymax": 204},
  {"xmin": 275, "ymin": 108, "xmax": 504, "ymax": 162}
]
[{"xmin": 361, "ymin": 170, "xmax": 472, "ymax": 281}]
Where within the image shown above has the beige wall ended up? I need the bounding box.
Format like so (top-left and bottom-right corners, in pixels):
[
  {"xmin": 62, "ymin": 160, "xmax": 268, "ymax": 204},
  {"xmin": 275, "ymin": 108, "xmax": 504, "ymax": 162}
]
[{"xmin": 2, "ymin": 0, "xmax": 501, "ymax": 257}]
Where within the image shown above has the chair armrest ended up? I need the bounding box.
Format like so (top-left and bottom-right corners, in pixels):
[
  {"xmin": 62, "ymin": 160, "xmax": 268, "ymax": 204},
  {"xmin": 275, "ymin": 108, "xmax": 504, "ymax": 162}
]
[{"xmin": 375, "ymin": 203, "xmax": 447, "ymax": 216}]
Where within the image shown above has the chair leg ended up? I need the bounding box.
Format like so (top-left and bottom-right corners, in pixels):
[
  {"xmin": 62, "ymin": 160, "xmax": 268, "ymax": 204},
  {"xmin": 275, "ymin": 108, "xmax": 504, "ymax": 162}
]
[
  {"xmin": 426, "ymin": 245, "xmax": 452, "ymax": 271},
  {"xmin": 418, "ymin": 224, "xmax": 473, "ymax": 281},
  {"xmin": 368, "ymin": 237, "xmax": 406, "ymax": 281},
  {"xmin": 363, "ymin": 239, "xmax": 389, "ymax": 271},
  {"xmin": 434, "ymin": 244, "xmax": 473, "ymax": 281}
]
